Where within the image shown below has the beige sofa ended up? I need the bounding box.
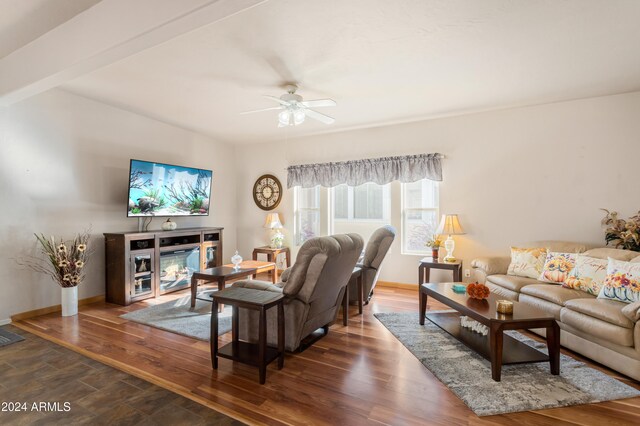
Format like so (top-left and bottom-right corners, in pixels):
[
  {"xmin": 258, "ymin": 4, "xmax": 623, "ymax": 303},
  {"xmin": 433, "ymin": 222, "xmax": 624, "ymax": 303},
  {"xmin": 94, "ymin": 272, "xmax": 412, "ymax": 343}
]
[{"xmin": 472, "ymin": 241, "xmax": 640, "ymax": 381}]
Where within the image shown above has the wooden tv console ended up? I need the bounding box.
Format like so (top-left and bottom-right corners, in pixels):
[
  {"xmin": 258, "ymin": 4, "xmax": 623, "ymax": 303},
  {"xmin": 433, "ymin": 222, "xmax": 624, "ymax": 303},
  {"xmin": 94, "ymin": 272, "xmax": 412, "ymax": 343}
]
[{"xmin": 104, "ymin": 227, "xmax": 223, "ymax": 306}]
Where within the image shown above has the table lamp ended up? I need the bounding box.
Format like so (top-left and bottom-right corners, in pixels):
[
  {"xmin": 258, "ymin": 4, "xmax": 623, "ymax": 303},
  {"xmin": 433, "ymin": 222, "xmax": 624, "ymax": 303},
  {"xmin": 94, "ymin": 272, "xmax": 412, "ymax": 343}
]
[
  {"xmin": 264, "ymin": 213, "xmax": 284, "ymax": 248},
  {"xmin": 435, "ymin": 214, "xmax": 465, "ymax": 262}
]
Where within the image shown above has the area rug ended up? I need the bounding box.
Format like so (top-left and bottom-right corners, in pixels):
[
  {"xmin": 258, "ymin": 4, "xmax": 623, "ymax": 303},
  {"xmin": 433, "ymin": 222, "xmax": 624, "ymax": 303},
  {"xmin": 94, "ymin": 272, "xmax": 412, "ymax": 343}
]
[
  {"xmin": 0, "ymin": 327, "xmax": 25, "ymax": 347},
  {"xmin": 121, "ymin": 294, "xmax": 232, "ymax": 341},
  {"xmin": 374, "ymin": 311, "xmax": 640, "ymax": 416}
]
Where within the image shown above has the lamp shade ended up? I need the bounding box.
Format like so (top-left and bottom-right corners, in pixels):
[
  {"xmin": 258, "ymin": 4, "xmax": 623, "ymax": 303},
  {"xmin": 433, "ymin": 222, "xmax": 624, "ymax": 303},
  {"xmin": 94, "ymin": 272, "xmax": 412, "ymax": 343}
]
[
  {"xmin": 263, "ymin": 213, "xmax": 283, "ymax": 229},
  {"xmin": 436, "ymin": 214, "xmax": 465, "ymax": 236}
]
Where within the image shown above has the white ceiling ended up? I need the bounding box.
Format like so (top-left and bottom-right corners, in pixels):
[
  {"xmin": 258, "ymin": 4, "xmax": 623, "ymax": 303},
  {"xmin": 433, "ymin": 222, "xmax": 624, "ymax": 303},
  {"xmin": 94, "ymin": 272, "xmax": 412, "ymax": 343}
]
[
  {"xmin": 0, "ymin": 0, "xmax": 100, "ymax": 59},
  {"xmin": 45, "ymin": 0, "xmax": 640, "ymax": 143}
]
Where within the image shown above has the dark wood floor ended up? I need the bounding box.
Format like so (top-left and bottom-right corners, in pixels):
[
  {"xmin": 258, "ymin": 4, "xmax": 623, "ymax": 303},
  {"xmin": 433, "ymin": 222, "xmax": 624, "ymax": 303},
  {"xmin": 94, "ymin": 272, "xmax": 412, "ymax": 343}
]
[
  {"xmin": 11, "ymin": 283, "xmax": 640, "ymax": 425},
  {"xmin": 0, "ymin": 324, "xmax": 240, "ymax": 425}
]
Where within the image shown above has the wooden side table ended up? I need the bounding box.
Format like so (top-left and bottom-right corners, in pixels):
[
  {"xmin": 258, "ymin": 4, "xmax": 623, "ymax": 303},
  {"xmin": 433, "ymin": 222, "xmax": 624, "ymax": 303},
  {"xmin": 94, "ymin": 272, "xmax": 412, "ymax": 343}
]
[
  {"xmin": 210, "ymin": 286, "xmax": 285, "ymax": 384},
  {"xmin": 190, "ymin": 261, "xmax": 276, "ymax": 309},
  {"xmin": 252, "ymin": 246, "xmax": 291, "ymax": 283},
  {"xmin": 341, "ymin": 266, "xmax": 364, "ymax": 326},
  {"xmin": 418, "ymin": 257, "xmax": 463, "ymax": 284}
]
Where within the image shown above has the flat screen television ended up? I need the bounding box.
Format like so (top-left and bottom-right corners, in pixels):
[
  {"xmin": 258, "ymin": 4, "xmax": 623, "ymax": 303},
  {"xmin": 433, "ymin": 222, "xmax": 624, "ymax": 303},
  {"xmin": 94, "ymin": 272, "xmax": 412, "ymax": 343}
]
[{"xmin": 127, "ymin": 159, "xmax": 212, "ymax": 217}]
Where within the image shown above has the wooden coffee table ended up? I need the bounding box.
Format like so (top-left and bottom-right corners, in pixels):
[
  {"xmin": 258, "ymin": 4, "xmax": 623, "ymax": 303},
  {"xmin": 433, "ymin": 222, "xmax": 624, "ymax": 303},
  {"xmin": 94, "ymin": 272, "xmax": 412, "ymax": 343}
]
[
  {"xmin": 190, "ymin": 260, "xmax": 276, "ymax": 309},
  {"xmin": 419, "ymin": 282, "xmax": 560, "ymax": 381}
]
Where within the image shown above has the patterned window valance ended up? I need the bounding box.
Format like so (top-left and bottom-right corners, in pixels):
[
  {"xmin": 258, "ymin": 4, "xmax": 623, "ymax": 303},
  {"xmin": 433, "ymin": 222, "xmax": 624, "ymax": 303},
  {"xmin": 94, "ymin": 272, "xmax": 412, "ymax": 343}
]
[{"xmin": 287, "ymin": 153, "xmax": 443, "ymax": 188}]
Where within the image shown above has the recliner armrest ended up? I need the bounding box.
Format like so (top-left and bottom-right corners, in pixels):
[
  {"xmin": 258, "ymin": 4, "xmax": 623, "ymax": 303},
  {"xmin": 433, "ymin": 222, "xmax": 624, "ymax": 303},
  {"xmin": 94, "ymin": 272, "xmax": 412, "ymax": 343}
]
[
  {"xmin": 471, "ymin": 257, "xmax": 511, "ymax": 282},
  {"xmin": 280, "ymin": 267, "xmax": 292, "ymax": 283},
  {"xmin": 232, "ymin": 280, "xmax": 283, "ymax": 293},
  {"xmin": 622, "ymin": 301, "xmax": 640, "ymax": 323}
]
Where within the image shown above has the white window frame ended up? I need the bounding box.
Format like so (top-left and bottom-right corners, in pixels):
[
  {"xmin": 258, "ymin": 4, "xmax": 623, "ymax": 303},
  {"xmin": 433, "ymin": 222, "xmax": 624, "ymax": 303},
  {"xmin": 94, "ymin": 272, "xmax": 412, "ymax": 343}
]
[
  {"xmin": 401, "ymin": 180, "xmax": 440, "ymax": 255},
  {"xmin": 294, "ymin": 186, "xmax": 321, "ymax": 246},
  {"xmin": 331, "ymin": 183, "xmax": 391, "ymax": 223}
]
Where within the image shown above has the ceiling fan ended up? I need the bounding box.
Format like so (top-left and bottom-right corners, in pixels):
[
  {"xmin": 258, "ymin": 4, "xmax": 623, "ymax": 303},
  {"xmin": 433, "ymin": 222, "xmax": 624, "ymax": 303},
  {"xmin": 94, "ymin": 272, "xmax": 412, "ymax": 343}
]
[{"xmin": 241, "ymin": 84, "xmax": 336, "ymax": 127}]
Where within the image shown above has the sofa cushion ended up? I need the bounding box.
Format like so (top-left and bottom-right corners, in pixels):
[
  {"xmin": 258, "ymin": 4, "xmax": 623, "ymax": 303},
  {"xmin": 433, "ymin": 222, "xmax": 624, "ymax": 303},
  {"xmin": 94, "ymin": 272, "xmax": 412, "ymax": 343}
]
[
  {"xmin": 486, "ymin": 274, "xmax": 540, "ymax": 292},
  {"xmin": 520, "ymin": 284, "xmax": 593, "ymax": 306},
  {"xmin": 564, "ymin": 298, "xmax": 633, "ymax": 329},
  {"xmin": 519, "ymin": 294, "xmax": 562, "ymax": 320},
  {"xmin": 562, "ymin": 254, "xmax": 608, "ymax": 296},
  {"xmin": 507, "ymin": 247, "xmax": 547, "ymax": 279},
  {"xmin": 560, "ymin": 308, "xmax": 634, "ymax": 347},
  {"xmin": 485, "ymin": 282, "xmax": 520, "ymax": 301},
  {"xmin": 598, "ymin": 258, "xmax": 640, "ymax": 304},
  {"xmin": 539, "ymin": 251, "xmax": 577, "ymax": 284},
  {"xmin": 583, "ymin": 247, "xmax": 639, "ymax": 261}
]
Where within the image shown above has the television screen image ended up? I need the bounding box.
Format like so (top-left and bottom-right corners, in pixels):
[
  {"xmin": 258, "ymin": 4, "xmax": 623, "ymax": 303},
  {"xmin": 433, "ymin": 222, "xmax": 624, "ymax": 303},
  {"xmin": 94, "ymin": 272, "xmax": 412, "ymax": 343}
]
[{"xmin": 127, "ymin": 159, "xmax": 212, "ymax": 217}]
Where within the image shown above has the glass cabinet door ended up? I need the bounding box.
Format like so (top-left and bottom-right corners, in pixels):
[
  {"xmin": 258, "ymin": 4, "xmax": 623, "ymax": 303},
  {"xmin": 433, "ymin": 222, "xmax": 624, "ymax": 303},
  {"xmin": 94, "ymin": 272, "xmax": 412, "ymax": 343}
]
[
  {"xmin": 131, "ymin": 251, "xmax": 154, "ymax": 299},
  {"xmin": 204, "ymin": 245, "xmax": 218, "ymax": 269}
]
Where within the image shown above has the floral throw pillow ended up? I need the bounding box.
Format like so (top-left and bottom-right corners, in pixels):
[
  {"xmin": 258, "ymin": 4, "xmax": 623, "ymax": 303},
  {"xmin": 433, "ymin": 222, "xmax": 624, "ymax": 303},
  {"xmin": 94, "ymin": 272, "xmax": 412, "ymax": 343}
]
[
  {"xmin": 562, "ymin": 255, "xmax": 608, "ymax": 295},
  {"xmin": 507, "ymin": 247, "xmax": 547, "ymax": 279},
  {"xmin": 597, "ymin": 258, "xmax": 640, "ymax": 304},
  {"xmin": 539, "ymin": 252, "xmax": 577, "ymax": 284}
]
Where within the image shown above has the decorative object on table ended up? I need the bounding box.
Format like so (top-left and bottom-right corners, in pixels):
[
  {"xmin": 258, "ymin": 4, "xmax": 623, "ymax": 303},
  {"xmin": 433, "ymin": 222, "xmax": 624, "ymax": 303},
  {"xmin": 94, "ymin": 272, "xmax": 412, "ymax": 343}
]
[
  {"xmin": 161, "ymin": 218, "xmax": 178, "ymax": 231},
  {"xmin": 425, "ymin": 234, "xmax": 442, "ymax": 260},
  {"xmin": 375, "ymin": 311, "xmax": 640, "ymax": 417},
  {"xmin": 466, "ymin": 282, "xmax": 490, "ymax": 299},
  {"xmin": 253, "ymin": 174, "xmax": 282, "ymax": 211},
  {"xmin": 435, "ymin": 214, "xmax": 465, "ymax": 262},
  {"xmin": 598, "ymin": 258, "xmax": 640, "ymax": 303},
  {"xmin": 18, "ymin": 229, "xmax": 92, "ymax": 317},
  {"xmin": 460, "ymin": 315, "xmax": 489, "ymax": 335},
  {"xmin": 263, "ymin": 212, "xmax": 284, "ymax": 248},
  {"xmin": 601, "ymin": 209, "xmax": 640, "ymax": 252},
  {"xmin": 496, "ymin": 300, "xmax": 514, "ymax": 314},
  {"xmin": 231, "ymin": 251, "xmax": 243, "ymax": 270},
  {"xmin": 538, "ymin": 251, "xmax": 577, "ymax": 284},
  {"xmin": 452, "ymin": 283, "xmax": 466, "ymax": 293},
  {"xmin": 507, "ymin": 246, "xmax": 547, "ymax": 279}
]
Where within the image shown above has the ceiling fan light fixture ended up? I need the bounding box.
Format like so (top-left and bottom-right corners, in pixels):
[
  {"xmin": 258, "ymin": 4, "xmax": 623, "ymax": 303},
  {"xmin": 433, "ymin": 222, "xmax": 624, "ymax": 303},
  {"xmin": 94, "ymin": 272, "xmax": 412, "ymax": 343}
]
[
  {"xmin": 278, "ymin": 110, "xmax": 291, "ymax": 127},
  {"xmin": 293, "ymin": 109, "xmax": 306, "ymax": 125}
]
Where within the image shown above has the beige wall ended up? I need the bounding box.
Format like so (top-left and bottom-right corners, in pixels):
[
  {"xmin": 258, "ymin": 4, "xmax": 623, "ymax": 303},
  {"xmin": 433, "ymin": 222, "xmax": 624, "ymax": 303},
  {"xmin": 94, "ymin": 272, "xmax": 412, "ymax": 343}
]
[
  {"xmin": 235, "ymin": 91, "xmax": 640, "ymax": 285},
  {"xmin": 0, "ymin": 89, "xmax": 237, "ymax": 323}
]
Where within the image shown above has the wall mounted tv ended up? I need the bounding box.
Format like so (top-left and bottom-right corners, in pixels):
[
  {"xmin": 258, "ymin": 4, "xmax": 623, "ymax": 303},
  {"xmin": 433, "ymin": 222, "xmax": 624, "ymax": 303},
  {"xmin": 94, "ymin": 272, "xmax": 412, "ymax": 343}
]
[{"xmin": 127, "ymin": 159, "xmax": 212, "ymax": 217}]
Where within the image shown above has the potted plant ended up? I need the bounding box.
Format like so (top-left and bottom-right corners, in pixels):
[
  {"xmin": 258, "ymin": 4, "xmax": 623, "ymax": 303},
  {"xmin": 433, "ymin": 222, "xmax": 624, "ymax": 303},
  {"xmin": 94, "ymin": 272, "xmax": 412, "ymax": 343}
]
[
  {"xmin": 425, "ymin": 235, "xmax": 443, "ymax": 260},
  {"xmin": 19, "ymin": 230, "xmax": 92, "ymax": 316},
  {"xmin": 601, "ymin": 209, "xmax": 640, "ymax": 252}
]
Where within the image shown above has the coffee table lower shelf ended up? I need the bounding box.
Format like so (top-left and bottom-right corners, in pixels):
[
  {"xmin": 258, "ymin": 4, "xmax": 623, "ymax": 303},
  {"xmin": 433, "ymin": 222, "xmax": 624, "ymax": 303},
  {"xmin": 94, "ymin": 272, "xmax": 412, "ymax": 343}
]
[{"xmin": 426, "ymin": 311, "xmax": 549, "ymax": 365}]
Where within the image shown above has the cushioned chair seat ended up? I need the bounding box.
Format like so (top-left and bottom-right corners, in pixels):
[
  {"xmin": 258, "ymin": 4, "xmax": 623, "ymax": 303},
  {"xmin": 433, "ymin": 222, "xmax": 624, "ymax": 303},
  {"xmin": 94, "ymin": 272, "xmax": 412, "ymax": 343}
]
[
  {"xmin": 564, "ymin": 298, "xmax": 633, "ymax": 328},
  {"xmin": 520, "ymin": 284, "xmax": 593, "ymax": 306},
  {"xmin": 560, "ymin": 308, "xmax": 634, "ymax": 347},
  {"xmin": 486, "ymin": 275, "xmax": 540, "ymax": 292}
]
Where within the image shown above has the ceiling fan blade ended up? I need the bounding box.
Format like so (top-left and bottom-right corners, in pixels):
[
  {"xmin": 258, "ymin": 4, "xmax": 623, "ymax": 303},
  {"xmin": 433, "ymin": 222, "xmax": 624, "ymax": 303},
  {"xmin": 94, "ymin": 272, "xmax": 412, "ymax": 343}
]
[
  {"xmin": 305, "ymin": 109, "xmax": 335, "ymax": 125},
  {"xmin": 263, "ymin": 95, "xmax": 291, "ymax": 106},
  {"xmin": 240, "ymin": 106, "xmax": 282, "ymax": 115},
  {"xmin": 299, "ymin": 99, "xmax": 336, "ymax": 108}
]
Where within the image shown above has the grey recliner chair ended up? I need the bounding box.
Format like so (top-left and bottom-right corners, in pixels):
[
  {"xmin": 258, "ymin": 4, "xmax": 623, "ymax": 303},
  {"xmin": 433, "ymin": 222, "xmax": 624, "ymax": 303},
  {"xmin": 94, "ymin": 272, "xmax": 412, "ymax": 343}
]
[
  {"xmin": 232, "ymin": 233, "xmax": 364, "ymax": 352},
  {"xmin": 348, "ymin": 225, "xmax": 396, "ymax": 305}
]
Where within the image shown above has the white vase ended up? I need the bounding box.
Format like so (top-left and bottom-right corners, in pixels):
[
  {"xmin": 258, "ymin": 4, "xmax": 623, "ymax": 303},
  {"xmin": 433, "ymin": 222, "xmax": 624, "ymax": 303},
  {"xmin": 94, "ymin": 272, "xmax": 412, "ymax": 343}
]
[{"xmin": 61, "ymin": 286, "xmax": 78, "ymax": 317}]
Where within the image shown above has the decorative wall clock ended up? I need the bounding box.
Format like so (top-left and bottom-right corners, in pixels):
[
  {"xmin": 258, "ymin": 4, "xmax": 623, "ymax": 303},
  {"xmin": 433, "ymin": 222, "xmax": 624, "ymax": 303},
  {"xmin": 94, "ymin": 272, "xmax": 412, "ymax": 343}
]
[{"xmin": 253, "ymin": 174, "xmax": 282, "ymax": 211}]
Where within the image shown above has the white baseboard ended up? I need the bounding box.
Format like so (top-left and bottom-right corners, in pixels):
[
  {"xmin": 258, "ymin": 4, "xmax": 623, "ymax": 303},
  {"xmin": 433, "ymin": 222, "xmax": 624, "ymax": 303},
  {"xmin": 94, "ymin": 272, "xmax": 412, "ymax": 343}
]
[{"xmin": 0, "ymin": 318, "xmax": 11, "ymax": 326}]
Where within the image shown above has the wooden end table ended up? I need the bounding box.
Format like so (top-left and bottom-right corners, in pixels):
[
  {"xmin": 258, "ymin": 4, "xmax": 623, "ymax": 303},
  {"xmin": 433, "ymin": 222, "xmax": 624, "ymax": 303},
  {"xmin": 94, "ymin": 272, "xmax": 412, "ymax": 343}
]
[
  {"xmin": 419, "ymin": 282, "xmax": 560, "ymax": 382},
  {"xmin": 418, "ymin": 257, "xmax": 462, "ymax": 284},
  {"xmin": 341, "ymin": 266, "xmax": 364, "ymax": 326},
  {"xmin": 252, "ymin": 246, "xmax": 291, "ymax": 283},
  {"xmin": 211, "ymin": 286, "xmax": 285, "ymax": 384},
  {"xmin": 190, "ymin": 260, "xmax": 276, "ymax": 309}
]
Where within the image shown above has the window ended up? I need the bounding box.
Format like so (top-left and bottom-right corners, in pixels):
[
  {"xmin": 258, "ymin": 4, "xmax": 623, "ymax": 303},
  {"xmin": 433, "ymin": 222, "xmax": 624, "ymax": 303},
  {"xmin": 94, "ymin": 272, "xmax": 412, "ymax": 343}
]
[
  {"xmin": 294, "ymin": 186, "xmax": 320, "ymax": 246},
  {"xmin": 402, "ymin": 179, "xmax": 439, "ymax": 254},
  {"xmin": 332, "ymin": 183, "xmax": 390, "ymax": 222}
]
